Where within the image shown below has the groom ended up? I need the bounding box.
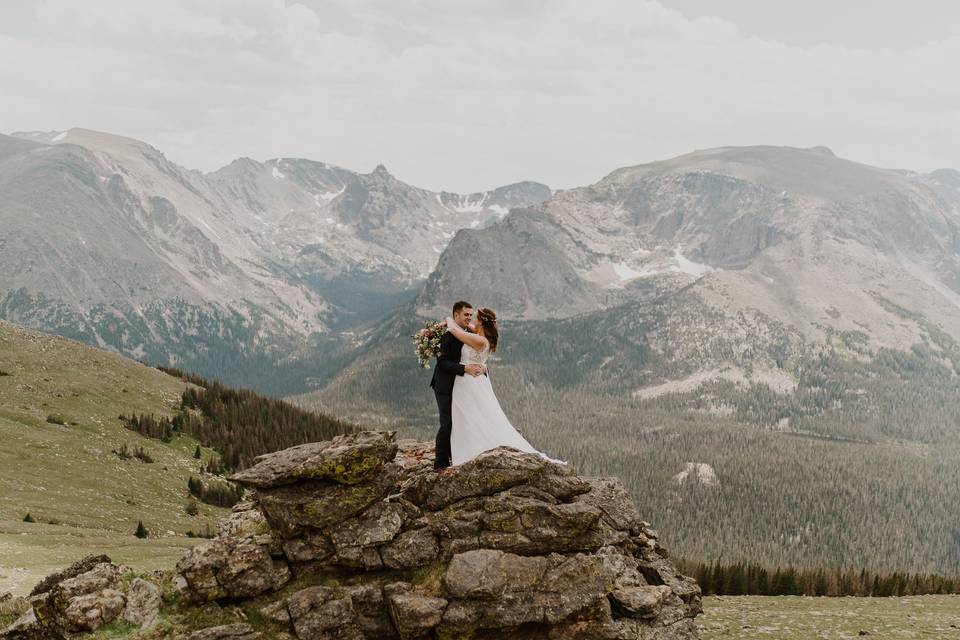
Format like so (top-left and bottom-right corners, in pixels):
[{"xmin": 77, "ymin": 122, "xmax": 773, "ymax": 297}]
[{"xmin": 431, "ymin": 300, "xmax": 486, "ymax": 471}]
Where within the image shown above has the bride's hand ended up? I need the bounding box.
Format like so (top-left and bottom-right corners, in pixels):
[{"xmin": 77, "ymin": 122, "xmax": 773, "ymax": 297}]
[{"xmin": 445, "ymin": 316, "xmax": 455, "ymax": 330}]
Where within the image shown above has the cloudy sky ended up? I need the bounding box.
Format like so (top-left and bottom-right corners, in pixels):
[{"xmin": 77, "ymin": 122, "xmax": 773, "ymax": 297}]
[{"xmin": 1, "ymin": 0, "xmax": 958, "ymax": 192}]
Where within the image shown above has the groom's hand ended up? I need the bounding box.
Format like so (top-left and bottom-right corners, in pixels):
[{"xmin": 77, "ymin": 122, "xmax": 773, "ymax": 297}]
[{"xmin": 465, "ymin": 364, "xmax": 485, "ymax": 377}]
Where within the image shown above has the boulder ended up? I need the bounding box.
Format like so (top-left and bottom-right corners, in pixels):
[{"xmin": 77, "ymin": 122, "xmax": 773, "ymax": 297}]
[
  {"xmin": 0, "ymin": 608, "xmax": 44, "ymax": 640},
  {"xmin": 217, "ymin": 501, "xmax": 268, "ymax": 539},
  {"xmin": 609, "ymin": 585, "xmax": 671, "ymax": 619},
  {"xmin": 384, "ymin": 584, "xmax": 447, "ymax": 640},
  {"xmin": 380, "ymin": 528, "xmax": 439, "ymax": 570},
  {"xmin": 121, "ymin": 578, "xmax": 161, "ymax": 629},
  {"xmin": 329, "ymin": 502, "xmax": 405, "ymax": 550},
  {"xmin": 400, "ymin": 447, "xmax": 590, "ymax": 510},
  {"xmin": 254, "ymin": 464, "xmax": 402, "ymax": 537},
  {"xmin": 285, "ymin": 586, "xmax": 365, "ymax": 640},
  {"xmin": 29, "ymin": 555, "xmax": 112, "ymax": 598},
  {"xmin": 230, "ymin": 431, "xmax": 399, "ymax": 489},
  {"xmin": 177, "ymin": 537, "xmax": 290, "ymax": 602},
  {"xmin": 31, "ymin": 562, "xmax": 126, "ymax": 635},
  {"xmin": 573, "ymin": 477, "xmax": 643, "ymax": 532}
]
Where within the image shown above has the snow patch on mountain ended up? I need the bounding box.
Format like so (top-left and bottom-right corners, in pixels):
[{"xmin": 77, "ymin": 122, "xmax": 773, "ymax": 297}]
[
  {"xmin": 671, "ymin": 246, "xmax": 714, "ymax": 276},
  {"xmin": 315, "ymin": 187, "xmax": 345, "ymax": 202},
  {"xmin": 454, "ymin": 193, "xmax": 489, "ymax": 212}
]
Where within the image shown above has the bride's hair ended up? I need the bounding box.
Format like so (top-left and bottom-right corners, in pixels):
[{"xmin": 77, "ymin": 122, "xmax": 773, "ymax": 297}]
[{"xmin": 476, "ymin": 307, "xmax": 499, "ymax": 352}]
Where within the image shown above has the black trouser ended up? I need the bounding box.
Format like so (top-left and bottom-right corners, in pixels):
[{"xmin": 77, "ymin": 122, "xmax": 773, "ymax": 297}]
[{"xmin": 434, "ymin": 390, "xmax": 453, "ymax": 469}]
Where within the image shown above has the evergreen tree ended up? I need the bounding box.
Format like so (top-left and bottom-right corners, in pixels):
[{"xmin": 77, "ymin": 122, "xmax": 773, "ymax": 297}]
[{"xmin": 135, "ymin": 521, "xmax": 148, "ymax": 538}]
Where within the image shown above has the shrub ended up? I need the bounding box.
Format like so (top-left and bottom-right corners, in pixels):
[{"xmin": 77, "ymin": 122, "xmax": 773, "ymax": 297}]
[
  {"xmin": 22, "ymin": 513, "xmax": 34, "ymax": 523},
  {"xmin": 184, "ymin": 499, "xmax": 199, "ymax": 516},
  {"xmin": 193, "ymin": 445, "xmax": 202, "ymax": 459},
  {"xmin": 134, "ymin": 521, "xmax": 148, "ymax": 539},
  {"xmin": 112, "ymin": 443, "xmax": 132, "ymax": 460},
  {"xmin": 133, "ymin": 446, "xmax": 154, "ymax": 463},
  {"xmin": 0, "ymin": 370, "xmax": 11, "ymax": 376},
  {"xmin": 45, "ymin": 414, "xmax": 67, "ymax": 425}
]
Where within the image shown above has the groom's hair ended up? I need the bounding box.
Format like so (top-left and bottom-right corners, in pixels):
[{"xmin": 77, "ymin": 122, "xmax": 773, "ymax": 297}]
[{"xmin": 452, "ymin": 300, "xmax": 473, "ymax": 315}]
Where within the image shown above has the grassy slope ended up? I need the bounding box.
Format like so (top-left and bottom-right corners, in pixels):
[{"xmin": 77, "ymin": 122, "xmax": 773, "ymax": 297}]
[
  {"xmin": 698, "ymin": 595, "xmax": 960, "ymax": 639},
  {"xmin": 0, "ymin": 320, "xmax": 227, "ymax": 596}
]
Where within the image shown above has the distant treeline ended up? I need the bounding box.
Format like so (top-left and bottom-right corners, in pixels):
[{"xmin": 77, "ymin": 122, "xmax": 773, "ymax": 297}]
[
  {"xmin": 123, "ymin": 366, "xmax": 356, "ymax": 470},
  {"xmin": 187, "ymin": 475, "xmax": 243, "ymax": 508},
  {"xmin": 678, "ymin": 559, "xmax": 960, "ymax": 597}
]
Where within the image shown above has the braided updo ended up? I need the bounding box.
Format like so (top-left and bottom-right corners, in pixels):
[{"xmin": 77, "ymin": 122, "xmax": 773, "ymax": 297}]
[{"xmin": 476, "ymin": 307, "xmax": 499, "ymax": 352}]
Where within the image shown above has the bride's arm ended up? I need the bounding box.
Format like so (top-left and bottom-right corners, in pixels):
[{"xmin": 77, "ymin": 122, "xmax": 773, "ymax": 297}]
[{"xmin": 445, "ymin": 317, "xmax": 488, "ymax": 351}]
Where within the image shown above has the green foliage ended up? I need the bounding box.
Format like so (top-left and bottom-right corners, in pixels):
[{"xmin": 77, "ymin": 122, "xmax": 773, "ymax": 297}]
[
  {"xmin": 134, "ymin": 520, "xmax": 148, "ymax": 538},
  {"xmin": 119, "ymin": 413, "xmax": 173, "ymax": 442},
  {"xmin": 87, "ymin": 618, "xmax": 139, "ymax": 639},
  {"xmin": 130, "ymin": 371, "xmax": 356, "ymax": 470},
  {"xmin": 112, "ymin": 442, "xmax": 132, "ymax": 459},
  {"xmin": 184, "ymin": 498, "xmax": 199, "ymax": 516},
  {"xmin": 45, "ymin": 413, "xmax": 67, "ymax": 425},
  {"xmin": 681, "ymin": 559, "xmax": 960, "ymax": 597},
  {"xmin": 0, "ymin": 369, "xmax": 10, "ymax": 376},
  {"xmin": 111, "ymin": 443, "xmax": 153, "ymax": 463},
  {"xmin": 177, "ymin": 378, "xmax": 356, "ymax": 469},
  {"xmin": 22, "ymin": 512, "xmax": 34, "ymax": 523},
  {"xmin": 187, "ymin": 476, "xmax": 243, "ymax": 508}
]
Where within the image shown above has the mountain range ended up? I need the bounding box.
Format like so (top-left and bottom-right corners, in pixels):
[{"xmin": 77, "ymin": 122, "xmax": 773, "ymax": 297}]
[{"xmin": 0, "ymin": 128, "xmax": 549, "ymax": 386}]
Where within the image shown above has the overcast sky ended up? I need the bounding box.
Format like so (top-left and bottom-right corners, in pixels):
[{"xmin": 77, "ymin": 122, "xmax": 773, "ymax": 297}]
[{"xmin": 1, "ymin": 0, "xmax": 958, "ymax": 192}]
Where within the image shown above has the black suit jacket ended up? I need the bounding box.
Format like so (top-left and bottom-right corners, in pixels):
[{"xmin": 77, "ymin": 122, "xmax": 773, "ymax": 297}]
[{"xmin": 429, "ymin": 331, "xmax": 465, "ymax": 395}]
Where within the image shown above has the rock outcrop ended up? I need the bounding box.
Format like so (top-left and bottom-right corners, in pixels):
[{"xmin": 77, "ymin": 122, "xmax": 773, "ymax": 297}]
[
  {"xmin": 186, "ymin": 430, "xmax": 700, "ymax": 639},
  {"xmin": 4, "ymin": 430, "xmax": 701, "ymax": 639},
  {"xmin": 2, "ymin": 556, "xmax": 161, "ymax": 639}
]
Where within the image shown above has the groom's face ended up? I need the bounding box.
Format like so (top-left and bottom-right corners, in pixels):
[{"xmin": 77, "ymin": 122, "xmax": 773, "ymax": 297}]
[{"xmin": 455, "ymin": 307, "xmax": 473, "ymax": 329}]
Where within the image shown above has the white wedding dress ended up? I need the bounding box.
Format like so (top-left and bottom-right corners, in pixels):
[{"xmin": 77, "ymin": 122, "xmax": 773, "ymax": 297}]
[{"xmin": 450, "ymin": 342, "xmax": 566, "ymax": 466}]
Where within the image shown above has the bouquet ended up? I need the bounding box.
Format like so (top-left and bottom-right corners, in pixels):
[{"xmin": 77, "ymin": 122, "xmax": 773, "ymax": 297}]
[{"xmin": 413, "ymin": 320, "xmax": 447, "ymax": 369}]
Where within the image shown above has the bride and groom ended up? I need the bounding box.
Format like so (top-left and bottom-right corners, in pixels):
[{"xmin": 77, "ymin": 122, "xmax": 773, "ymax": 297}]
[{"xmin": 430, "ymin": 300, "xmax": 564, "ymax": 472}]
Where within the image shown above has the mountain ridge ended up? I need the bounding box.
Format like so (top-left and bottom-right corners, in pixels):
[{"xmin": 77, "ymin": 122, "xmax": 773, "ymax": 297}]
[{"xmin": 1, "ymin": 127, "xmax": 550, "ymax": 383}]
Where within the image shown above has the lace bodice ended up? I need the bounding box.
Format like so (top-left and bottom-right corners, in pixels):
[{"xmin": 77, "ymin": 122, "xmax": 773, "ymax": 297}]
[{"xmin": 460, "ymin": 342, "xmax": 489, "ymax": 366}]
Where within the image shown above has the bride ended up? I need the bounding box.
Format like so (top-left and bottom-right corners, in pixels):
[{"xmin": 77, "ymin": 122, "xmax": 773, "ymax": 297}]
[{"xmin": 444, "ymin": 308, "xmax": 566, "ymax": 466}]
